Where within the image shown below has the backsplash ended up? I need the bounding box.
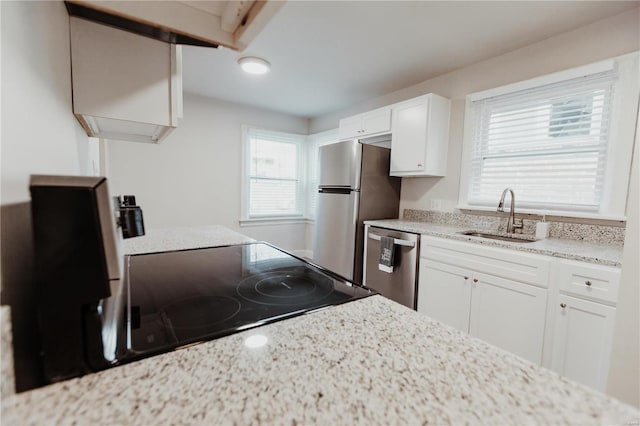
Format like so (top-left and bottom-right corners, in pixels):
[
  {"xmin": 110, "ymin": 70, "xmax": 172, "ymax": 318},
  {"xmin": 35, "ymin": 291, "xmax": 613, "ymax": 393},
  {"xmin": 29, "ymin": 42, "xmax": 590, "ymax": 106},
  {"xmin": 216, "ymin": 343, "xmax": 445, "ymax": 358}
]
[{"xmin": 403, "ymin": 209, "xmax": 626, "ymax": 246}]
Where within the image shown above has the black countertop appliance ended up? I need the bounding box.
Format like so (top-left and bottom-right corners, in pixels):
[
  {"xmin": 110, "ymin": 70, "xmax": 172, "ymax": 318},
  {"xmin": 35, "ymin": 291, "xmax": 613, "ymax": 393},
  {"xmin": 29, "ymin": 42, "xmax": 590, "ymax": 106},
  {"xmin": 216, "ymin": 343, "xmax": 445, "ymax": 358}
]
[{"xmin": 30, "ymin": 175, "xmax": 127, "ymax": 383}]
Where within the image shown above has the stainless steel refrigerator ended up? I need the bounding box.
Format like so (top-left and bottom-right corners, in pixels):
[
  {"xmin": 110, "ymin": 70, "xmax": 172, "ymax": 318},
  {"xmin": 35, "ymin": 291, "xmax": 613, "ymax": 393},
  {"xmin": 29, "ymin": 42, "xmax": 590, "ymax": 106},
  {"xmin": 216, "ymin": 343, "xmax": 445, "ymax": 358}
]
[{"xmin": 313, "ymin": 140, "xmax": 401, "ymax": 284}]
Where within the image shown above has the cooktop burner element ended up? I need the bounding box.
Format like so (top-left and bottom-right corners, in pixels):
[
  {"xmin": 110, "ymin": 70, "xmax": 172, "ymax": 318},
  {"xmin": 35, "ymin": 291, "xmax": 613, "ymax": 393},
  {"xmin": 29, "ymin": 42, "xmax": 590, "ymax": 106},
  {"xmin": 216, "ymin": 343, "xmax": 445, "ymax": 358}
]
[
  {"xmin": 237, "ymin": 268, "xmax": 334, "ymax": 306},
  {"xmin": 160, "ymin": 295, "xmax": 241, "ymax": 329},
  {"xmin": 123, "ymin": 242, "xmax": 373, "ymax": 361}
]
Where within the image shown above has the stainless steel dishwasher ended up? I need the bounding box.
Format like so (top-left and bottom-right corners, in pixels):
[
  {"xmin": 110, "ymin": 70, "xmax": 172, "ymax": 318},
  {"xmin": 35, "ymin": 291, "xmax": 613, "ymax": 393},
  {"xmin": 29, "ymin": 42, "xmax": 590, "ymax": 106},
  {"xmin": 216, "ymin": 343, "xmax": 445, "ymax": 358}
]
[{"xmin": 364, "ymin": 226, "xmax": 420, "ymax": 310}]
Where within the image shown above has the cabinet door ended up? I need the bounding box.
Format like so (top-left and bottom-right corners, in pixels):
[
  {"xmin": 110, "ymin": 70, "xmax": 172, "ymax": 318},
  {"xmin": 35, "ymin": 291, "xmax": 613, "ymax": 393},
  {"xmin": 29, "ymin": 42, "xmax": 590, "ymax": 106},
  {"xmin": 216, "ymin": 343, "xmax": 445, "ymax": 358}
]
[
  {"xmin": 361, "ymin": 108, "xmax": 391, "ymax": 136},
  {"xmin": 550, "ymin": 294, "xmax": 616, "ymax": 392},
  {"xmin": 338, "ymin": 115, "xmax": 362, "ymax": 140},
  {"xmin": 390, "ymin": 97, "xmax": 427, "ymax": 174},
  {"xmin": 417, "ymin": 259, "xmax": 471, "ymax": 333},
  {"xmin": 469, "ymin": 273, "xmax": 547, "ymax": 364}
]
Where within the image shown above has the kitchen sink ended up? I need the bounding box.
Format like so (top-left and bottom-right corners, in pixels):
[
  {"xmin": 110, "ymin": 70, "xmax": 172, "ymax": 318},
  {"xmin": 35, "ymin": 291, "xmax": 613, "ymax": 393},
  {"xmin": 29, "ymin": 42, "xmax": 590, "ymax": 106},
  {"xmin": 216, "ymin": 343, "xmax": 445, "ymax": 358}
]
[{"xmin": 458, "ymin": 230, "xmax": 535, "ymax": 244}]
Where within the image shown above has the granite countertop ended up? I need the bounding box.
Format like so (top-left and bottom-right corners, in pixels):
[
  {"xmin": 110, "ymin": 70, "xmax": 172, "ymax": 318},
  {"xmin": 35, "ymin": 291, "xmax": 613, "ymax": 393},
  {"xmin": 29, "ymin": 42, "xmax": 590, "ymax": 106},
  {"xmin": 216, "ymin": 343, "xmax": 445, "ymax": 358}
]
[
  {"xmin": 122, "ymin": 225, "xmax": 255, "ymax": 255},
  {"xmin": 366, "ymin": 219, "xmax": 624, "ymax": 267},
  {"xmin": 1, "ymin": 296, "xmax": 637, "ymax": 425},
  {"xmin": 2, "ymin": 225, "xmax": 637, "ymax": 424}
]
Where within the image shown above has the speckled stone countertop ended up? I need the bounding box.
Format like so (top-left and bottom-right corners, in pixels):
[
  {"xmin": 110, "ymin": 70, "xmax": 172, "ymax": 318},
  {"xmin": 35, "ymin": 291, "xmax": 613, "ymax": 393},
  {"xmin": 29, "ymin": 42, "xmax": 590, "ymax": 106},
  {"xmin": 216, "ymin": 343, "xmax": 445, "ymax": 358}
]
[
  {"xmin": 123, "ymin": 225, "xmax": 255, "ymax": 255},
  {"xmin": 1, "ymin": 306, "xmax": 15, "ymax": 397},
  {"xmin": 3, "ymin": 225, "xmax": 637, "ymax": 424},
  {"xmin": 366, "ymin": 219, "xmax": 624, "ymax": 267},
  {"xmin": 2, "ymin": 296, "xmax": 638, "ymax": 425}
]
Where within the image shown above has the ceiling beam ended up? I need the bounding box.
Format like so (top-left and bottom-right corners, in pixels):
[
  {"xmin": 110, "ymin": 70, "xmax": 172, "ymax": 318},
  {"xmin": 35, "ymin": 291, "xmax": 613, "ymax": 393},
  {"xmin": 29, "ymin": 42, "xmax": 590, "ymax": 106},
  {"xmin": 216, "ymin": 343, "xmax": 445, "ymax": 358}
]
[
  {"xmin": 221, "ymin": 1, "xmax": 255, "ymax": 33},
  {"xmin": 234, "ymin": 1, "xmax": 286, "ymax": 51}
]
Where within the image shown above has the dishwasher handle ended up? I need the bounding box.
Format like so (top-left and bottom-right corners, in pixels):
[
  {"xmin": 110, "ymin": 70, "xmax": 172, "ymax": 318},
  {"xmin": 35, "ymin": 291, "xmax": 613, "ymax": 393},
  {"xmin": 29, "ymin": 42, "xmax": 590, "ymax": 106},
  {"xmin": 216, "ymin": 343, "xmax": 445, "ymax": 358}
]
[{"xmin": 368, "ymin": 233, "xmax": 415, "ymax": 248}]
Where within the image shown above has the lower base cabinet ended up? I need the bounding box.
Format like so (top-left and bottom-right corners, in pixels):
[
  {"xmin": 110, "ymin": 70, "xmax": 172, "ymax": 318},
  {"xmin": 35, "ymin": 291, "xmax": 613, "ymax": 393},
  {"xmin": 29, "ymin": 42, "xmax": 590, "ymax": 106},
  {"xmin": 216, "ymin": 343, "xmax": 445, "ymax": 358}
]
[
  {"xmin": 418, "ymin": 260, "xmax": 471, "ymax": 333},
  {"xmin": 418, "ymin": 259, "xmax": 547, "ymax": 365},
  {"xmin": 469, "ymin": 271, "xmax": 547, "ymax": 365},
  {"xmin": 417, "ymin": 236, "xmax": 621, "ymax": 393},
  {"xmin": 550, "ymin": 294, "xmax": 616, "ymax": 392}
]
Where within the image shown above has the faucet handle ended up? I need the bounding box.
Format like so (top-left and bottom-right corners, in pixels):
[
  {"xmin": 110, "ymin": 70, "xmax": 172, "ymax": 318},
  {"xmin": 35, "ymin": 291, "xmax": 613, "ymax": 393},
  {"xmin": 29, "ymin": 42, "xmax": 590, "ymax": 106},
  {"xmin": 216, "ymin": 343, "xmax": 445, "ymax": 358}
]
[{"xmin": 512, "ymin": 217, "xmax": 524, "ymax": 233}]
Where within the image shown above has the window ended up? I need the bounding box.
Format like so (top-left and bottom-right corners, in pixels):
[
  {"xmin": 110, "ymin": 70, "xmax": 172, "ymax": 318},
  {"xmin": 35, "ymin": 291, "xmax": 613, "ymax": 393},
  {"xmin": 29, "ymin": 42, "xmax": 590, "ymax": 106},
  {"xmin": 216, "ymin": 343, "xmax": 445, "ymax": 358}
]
[
  {"xmin": 241, "ymin": 127, "xmax": 340, "ymax": 223},
  {"xmin": 242, "ymin": 127, "xmax": 306, "ymax": 219},
  {"xmin": 459, "ymin": 54, "xmax": 638, "ymax": 219}
]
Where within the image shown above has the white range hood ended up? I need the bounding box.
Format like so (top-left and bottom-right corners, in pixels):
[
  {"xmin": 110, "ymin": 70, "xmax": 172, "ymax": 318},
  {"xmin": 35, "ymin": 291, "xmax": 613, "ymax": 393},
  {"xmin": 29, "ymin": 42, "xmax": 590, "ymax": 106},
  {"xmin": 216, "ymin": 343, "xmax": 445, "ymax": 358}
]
[{"xmin": 70, "ymin": 17, "xmax": 183, "ymax": 144}]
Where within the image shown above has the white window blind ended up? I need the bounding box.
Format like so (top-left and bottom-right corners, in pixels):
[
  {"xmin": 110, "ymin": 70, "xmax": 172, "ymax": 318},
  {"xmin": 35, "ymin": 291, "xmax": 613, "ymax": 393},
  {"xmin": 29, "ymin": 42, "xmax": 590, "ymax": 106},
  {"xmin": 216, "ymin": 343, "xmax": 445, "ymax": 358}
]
[
  {"xmin": 246, "ymin": 128, "xmax": 305, "ymax": 218},
  {"xmin": 467, "ymin": 69, "xmax": 617, "ymax": 213}
]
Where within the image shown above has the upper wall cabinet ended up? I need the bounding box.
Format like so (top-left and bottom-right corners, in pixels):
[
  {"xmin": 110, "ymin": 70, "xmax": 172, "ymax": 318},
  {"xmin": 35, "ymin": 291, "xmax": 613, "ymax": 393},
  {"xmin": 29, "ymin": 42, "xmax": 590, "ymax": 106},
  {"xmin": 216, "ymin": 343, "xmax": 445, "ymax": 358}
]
[
  {"xmin": 390, "ymin": 94, "xmax": 451, "ymax": 177},
  {"xmin": 338, "ymin": 107, "xmax": 392, "ymax": 140},
  {"xmin": 70, "ymin": 17, "xmax": 182, "ymax": 144}
]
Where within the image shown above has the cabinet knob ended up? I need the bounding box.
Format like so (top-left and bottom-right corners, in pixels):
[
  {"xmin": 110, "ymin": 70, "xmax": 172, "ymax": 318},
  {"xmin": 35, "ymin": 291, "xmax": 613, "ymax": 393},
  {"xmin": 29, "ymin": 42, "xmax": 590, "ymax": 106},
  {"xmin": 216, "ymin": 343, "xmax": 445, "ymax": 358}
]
[
  {"xmin": 472, "ymin": 278, "xmax": 478, "ymax": 283},
  {"xmin": 560, "ymin": 303, "xmax": 567, "ymax": 308},
  {"xmin": 463, "ymin": 276, "xmax": 469, "ymax": 280},
  {"xmin": 417, "ymin": 163, "xmax": 423, "ymax": 167},
  {"xmin": 585, "ymin": 280, "xmax": 592, "ymax": 287}
]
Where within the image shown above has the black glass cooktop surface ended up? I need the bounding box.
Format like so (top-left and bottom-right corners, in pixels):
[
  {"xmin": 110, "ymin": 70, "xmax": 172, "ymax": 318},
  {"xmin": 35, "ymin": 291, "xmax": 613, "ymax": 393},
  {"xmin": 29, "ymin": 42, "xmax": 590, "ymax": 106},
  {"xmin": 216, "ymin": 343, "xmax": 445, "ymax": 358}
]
[{"xmin": 122, "ymin": 242, "xmax": 372, "ymax": 359}]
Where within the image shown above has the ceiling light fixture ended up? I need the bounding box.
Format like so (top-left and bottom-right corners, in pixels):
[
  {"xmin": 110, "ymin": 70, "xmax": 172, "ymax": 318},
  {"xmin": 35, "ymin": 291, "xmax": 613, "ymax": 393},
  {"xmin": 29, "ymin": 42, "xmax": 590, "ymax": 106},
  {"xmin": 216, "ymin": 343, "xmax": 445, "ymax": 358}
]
[{"xmin": 238, "ymin": 56, "xmax": 271, "ymax": 75}]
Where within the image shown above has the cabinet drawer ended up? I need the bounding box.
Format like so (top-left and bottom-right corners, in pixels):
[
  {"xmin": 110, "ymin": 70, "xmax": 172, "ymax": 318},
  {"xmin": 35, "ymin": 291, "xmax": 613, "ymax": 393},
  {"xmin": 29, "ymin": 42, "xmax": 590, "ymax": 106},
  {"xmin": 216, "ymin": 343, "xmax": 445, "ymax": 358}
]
[
  {"xmin": 421, "ymin": 236, "xmax": 550, "ymax": 287},
  {"xmin": 555, "ymin": 260, "xmax": 620, "ymax": 304}
]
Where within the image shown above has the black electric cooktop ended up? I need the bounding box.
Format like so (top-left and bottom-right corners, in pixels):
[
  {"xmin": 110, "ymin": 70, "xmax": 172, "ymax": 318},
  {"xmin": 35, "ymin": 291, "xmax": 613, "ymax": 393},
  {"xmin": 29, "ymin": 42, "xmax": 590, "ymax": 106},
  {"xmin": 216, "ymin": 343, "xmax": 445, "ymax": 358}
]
[{"xmin": 122, "ymin": 242, "xmax": 373, "ymax": 360}]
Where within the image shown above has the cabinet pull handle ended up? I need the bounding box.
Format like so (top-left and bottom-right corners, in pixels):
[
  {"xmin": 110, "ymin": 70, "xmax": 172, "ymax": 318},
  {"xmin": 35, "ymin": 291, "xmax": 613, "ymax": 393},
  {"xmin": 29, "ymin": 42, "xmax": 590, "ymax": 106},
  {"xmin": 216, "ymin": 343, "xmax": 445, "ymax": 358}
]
[
  {"xmin": 585, "ymin": 280, "xmax": 592, "ymax": 287},
  {"xmin": 472, "ymin": 278, "xmax": 478, "ymax": 283},
  {"xmin": 560, "ymin": 303, "xmax": 567, "ymax": 308}
]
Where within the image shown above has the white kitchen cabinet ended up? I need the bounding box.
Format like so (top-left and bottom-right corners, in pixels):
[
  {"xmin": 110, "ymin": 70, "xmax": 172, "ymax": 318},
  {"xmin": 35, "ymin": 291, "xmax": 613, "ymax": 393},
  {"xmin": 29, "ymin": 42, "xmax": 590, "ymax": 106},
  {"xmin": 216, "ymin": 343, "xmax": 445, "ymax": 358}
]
[
  {"xmin": 390, "ymin": 94, "xmax": 451, "ymax": 177},
  {"xmin": 418, "ymin": 236, "xmax": 549, "ymax": 364},
  {"xmin": 338, "ymin": 107, "xmax": 391, "ymax": 140},
  {"xmin": 548, "ymin": 260, "xmax": 620, "ymax": 392},
  {"xmin": 550, "ymin": 294, "xmax": 616, "ymax": 392},
  {"xmin": 418, "ymin": 234, "xmax": 622, "ymax": 391},
  {"xmin": 70, "ymin": 17, "xmax": 183, "ymax": 144},
  {"xmin": 420, "ymin": 236, "xmax": 550, "ymax": 288},
  {"xmin": 469, "ymin": 271, "xmax": 547, "ymax": 364},
  {"xmin": 418, "ymin": 259, "xmax": 472, "ymax": 333}
]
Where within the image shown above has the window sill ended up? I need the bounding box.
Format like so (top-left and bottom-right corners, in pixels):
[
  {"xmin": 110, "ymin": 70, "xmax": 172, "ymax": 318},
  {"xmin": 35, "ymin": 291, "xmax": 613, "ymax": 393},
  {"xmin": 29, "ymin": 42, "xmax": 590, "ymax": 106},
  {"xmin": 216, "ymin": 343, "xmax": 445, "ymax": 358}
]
[{"xmin": 239, "ymin": 217, "xmax": 314, "ymax": 227}]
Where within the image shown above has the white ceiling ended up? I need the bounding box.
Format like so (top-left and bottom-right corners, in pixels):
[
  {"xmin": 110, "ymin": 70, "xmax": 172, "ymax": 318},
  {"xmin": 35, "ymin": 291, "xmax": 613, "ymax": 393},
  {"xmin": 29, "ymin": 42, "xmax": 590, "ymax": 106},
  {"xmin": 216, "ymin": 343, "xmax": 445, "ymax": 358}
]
[{"xmin": 182, "ymin": 1, "xmax": 638, "ymax": 119}]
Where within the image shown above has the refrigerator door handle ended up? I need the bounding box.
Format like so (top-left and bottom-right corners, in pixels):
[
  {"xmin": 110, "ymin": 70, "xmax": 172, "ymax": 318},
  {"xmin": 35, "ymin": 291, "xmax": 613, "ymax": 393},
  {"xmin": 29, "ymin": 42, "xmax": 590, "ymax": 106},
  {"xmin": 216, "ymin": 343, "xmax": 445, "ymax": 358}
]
[
  {"xmin": 368, "ymin": 233, "xmax": 415, "ymax": 248},
  {"xmin": 318, "ymin": 187, "xmax": 353, "ymax": 194}
]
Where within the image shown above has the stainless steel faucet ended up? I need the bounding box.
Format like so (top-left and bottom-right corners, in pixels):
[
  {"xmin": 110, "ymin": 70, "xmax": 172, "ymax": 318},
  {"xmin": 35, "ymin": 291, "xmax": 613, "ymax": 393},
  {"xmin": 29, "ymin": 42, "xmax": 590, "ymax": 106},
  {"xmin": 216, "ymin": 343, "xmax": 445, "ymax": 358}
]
[{"xmin": 497, "ymin": 188, "xmax": 523, "ymax": 234}]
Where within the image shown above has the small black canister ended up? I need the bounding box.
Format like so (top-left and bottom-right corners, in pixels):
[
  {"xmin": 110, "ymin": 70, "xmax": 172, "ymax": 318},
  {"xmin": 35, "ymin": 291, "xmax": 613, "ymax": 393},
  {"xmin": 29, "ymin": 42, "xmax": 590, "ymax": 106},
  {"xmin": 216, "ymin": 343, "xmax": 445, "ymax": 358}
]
[{"xmin": 115, "ymin": 195, "xmax": 145, "ymax": 239}]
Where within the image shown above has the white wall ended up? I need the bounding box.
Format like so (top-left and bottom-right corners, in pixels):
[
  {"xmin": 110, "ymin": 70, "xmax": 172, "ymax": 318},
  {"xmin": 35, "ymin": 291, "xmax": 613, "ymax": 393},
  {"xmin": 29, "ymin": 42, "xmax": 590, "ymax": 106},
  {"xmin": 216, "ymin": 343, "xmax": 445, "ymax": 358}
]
[
  {"xmin": 0, "ymin": 0, "xmax": 90, "ymax": 392},
  {"xmin": 607, "ymin": 118, "xmax": 640, "ymax": 407},
  {"xmin": 310, "ymin": 8, "xmax": 640, "ymax": 215},
  {"xmin": 1, "ymin": 0, "xmax": 88, "ymax": 204},
  {"xmin": 106, "ymin": 93, "xmax": 310, "ymax": 252}
]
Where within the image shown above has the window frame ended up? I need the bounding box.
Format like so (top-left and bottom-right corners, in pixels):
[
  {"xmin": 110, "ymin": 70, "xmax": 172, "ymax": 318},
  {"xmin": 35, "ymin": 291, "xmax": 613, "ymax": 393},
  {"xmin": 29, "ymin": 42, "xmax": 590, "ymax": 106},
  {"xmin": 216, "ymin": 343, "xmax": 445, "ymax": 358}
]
[
  {"xmin": 240, "ymin": 126, "xmax": 308, "ymax": 224},
  {"xmin": 458, "ymin": 53, "xmax": 639, "ymax": 221}
]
